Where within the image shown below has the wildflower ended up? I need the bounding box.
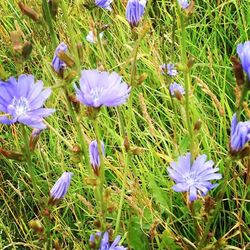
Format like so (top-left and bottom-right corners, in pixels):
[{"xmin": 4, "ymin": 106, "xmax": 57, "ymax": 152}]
[
  {"xmin": 0, "ymin": 75, "xmax": 54, "ymax": 129},
  {"xmin": 126, "ymin": 0, "xmax": 146, "ymax": 27},
  {"xmin": 95, "ymin": 0, "xmax": 113, "ymax": 10},
  {"xmin": 89, "ymin": 231, "xmax": 126, "ymax": 250},
  {"xmin": 237, "ymin": 41, "xmax": 250, "ymax": 80},
  {"xmin": 178, "ymin": 0, "xmax": 189, "ymax": 9},
  {"xmin": 89, "ymin": 140, "xmax": 105, "ymax": 175},
  {"xmin": 169, "ymin": 82, "xmax": 185, "ymax": 97},
  {"xmin": 74, "ymin": 70, "xmax": 131, "ymax": 108},
  {"xmin": 230, "ymin": 113, "xmax": 250, "ymax": 152},
  {"xmin": 86, "ymin": 30, "xmax": 104, "ymax": 44},
  {"xmin": 167, "ymin": 153, "xmax": 222, "ymax": 202},
  {"xmin": 160, "ymin": 63, "xmax": 178, "ymax": 77},
  {"xmin": 50, "ymin": 172, "xmax": 73, "ymax": 201},
  {"xmin": 51, "ymin": 42, "xmax": 68, "ymax": 73}
]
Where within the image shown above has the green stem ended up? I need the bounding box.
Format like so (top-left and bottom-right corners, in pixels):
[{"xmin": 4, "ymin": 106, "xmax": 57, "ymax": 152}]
[
  {"xmin": 21, "ymin": 126, "xmax": 40, "ymax": 201},
  {"xmin": 63, "ymin": 88, "xmax": 92, "ymax": 175},
  {"xmin": 92, "ymin": 118, "xmax": 106, "ymax": 230},
  {"xmin": 176, "ymin": 1, "xmax": 195, "ymax": 158},
  {"xmin": 197, "ymin": 157, "xmax": 231, "ymax": 249},
  {"xmin": 236, "ymin": 80, "xmax": 250, "ymax": 118},
  {"xmin": 42, "ymin": 0, "xmax": 57, "ymax": 48},
  {"xmin": 61, "ymin": 0, "xmax": 80, "ymax": 71}
]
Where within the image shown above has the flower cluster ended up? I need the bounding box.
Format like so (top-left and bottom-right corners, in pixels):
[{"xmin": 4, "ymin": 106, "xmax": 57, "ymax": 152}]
[
  {"xmin": 0, "ymin": 75, "xmax": 54, "ymax": 129},
  {"xmin": 167, "ymin": 153, "xmax": 222, "ymax": 201}
]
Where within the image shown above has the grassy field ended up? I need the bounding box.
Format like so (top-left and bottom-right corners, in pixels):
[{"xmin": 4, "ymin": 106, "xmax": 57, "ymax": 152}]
[{"xmin": 0, "ymin": 0, "xmax": 250, "ymax": 249}]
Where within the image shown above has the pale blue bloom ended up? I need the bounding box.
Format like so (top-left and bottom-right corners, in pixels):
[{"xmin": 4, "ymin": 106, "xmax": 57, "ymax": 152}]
[
  {"xmin": 160, "ymin": 63, "xmax": 178, "ymax": 76},
  {"xmin": 230, "ymin": 113, "xmax": 250, "ymax": 152},
  {"xmin": 95, "ymin": 0, "xmax": 113, "ymax": 10},
  {"xmin": 167, "ymin": 153, "xmax": 222, "ymax": 201},
  {"xmin": 0, "ymin": 75, "xmax": 54, "ymax": 129},
  {"xmin": 51, "ymin": 42, "xmax": 68, "ymax": 73},
  {"xmin": 90, "ymin": 232, "xmax": 126, "ymax": 250},
  {"xmin": 178, "ymin": 0, "xmax": 189, "ymax": 9},
  {"xmin": 50, "ymin": 172, "xmax": 73, "ymax": 200},
  {"xmin": 74, "ymin": 70, "xmax": 131, "ymax": 108},
  {"xmin": 237, "ymin": 41, "xmax": 250, "ymax": 80},
  {"xmin": 89, "ymin": 140, "xmax": 105, "ymax": 175},
  {"xmin": 126, "ymin": 0, "xmax": 146, "ymax": 27},
  {"xmin": 169, "ymin": 82, "xmax": 185, "ymax": 97}
]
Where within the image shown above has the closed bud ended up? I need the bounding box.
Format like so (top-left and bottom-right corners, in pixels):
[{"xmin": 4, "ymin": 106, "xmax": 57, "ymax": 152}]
[
  {"xmin": 0, "ymin": 148, "xmax": 24, "ymax": 161},
  {"xmin": 68, "ymin": 95, "xmax": 80, "ymax": 113},
  {"xmin": 48, "ymin": 0, "xmax": 59, "ymax": 19},
  {"xmin": 124, "ymin": 134, "xmax": 130, "ymax": 152},
  {"xmin": 230, "ymin": 56, "xmax": 245, "ymax": 86},
  {"xmin": 137, "ymin": 73, "xmax": 148, "ymax": 86},
  {"xmin": 28, "ymin": 219, "xmax": 44, "ymax": 234},
  {"xmin": 187, "ymin": 57, "xmax": 195, "ymax": 69},
  {"xmin": 174, "ymin": 90, "xmax": 183, "ymax": 101},
  {"xmin": 10, "ymin": 30, "xmax": 23, "ymax": 52},
  {"xmin": 29, "ymin": 129, "xmax": 43, "ymax": 151},
  {"xmin": 194, "ymin": 119, "xmax": 202, "ymax": 131},
  {"xmin": 18, "ymin": 2, "xmax": 40, "ymax": 22},
  {"xmin": 57, "ymin": 51, "xmax": 75, "ymax": 68},
  {"xmin": 22, "ymin": 41, "xmax": 32, "ymax": 59}
]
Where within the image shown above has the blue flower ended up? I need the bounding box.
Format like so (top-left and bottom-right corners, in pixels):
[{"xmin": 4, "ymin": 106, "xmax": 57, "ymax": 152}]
[
  {"xmin": 167, "ymin": 153, "xmax": 222, "ymax": 202},
  {"xmin": 51, "ymin": 42, "xmax": 68, "ymax": 73},
  {"xmin": 126, "ymin": 0, "xmax": 146, "ymax": 27},
  {"xmin": 178, "ymin": 0, "xmax": 189, "ymax": 9},
  {"xmin": 169, "ymin": 82, "xmax": 185, "ymax": 97},
  {"xmin": 89, "ymin": 140, "xmax": 105, "ymax": 175},
  {"xmin": 95, "ymin": 0, "xmax": 113, "ymax": 10},
  {"xmin": 230, "ymin": 113, "xmax": 250, "ymax": 152},
  {"xmin": 160, "ymin": 63, "xmax": 178, "ymax": 77},
  {"xmin": 90, "ymin": 232, "xmax": 126, "ymax": 250},
  {"xmin": 237, "ymin": 41, "xmax": 250, "ymax": 80},
  {"xmin": 74, "ymin": 70, "xmax": 131, "ymax": 108},
  {"xmin": 0, "ymin": 75, "xmax": 54, "ymax": 129},
  {"xmin": 50, "ymin": 172, "xmax": 73, "ymax": 200}
]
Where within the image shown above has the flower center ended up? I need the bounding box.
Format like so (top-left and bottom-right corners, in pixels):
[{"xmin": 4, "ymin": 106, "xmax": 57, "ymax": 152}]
[
  {"xmin": 90, "ymin": 87, "xmax": 103, "ymax": 104},
  {"xmin": 11, "ymin": 97, "xmax": 30, "ymax": 117},
  {"xmin": 183, "ymin": 173, "xmax": 196, "ymax": 186}
]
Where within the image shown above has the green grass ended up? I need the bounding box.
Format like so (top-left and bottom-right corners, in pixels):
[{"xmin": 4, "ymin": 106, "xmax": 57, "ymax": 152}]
[{"xmin": 0, "ymin": 0, "xmax": 250, "ymax": 249}]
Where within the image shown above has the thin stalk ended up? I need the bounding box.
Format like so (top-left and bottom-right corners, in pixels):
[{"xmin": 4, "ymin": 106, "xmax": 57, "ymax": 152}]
[
  {"xmin": 42, "ymin": 0, "xmax": 57, "ymax": 48},
  {"xmin": 236, "ymin": 80, "xmax": 250, "ymax": 118},
  {"xmin": 63, "ymin": 88, "xmax": 92, "ymax": 175},
  {"xmin": 176, "ymin": 2, "xmax": 195, "ymax": 159},
  {"xmin": 92, "ymin": 118, "xmax": 106, "ymax": 230},
  {"xmin": 21, "ymin": 126, "xmax": 40, "ymax": 201}
]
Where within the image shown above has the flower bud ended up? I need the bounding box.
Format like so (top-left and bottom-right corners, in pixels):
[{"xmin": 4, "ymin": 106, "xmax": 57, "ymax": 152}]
[
  {"xmin": 0, "ymin": 148, "xmax": 24, "ymax": 161},
  {"xmin": 124, "ymin": 134, "xmax": 130, "ymax": 152},
  {"xmin": 230, "ymin": 56, "xmax": 245, "ymax": 86},
  {"xmin": 22, "ymin": 41, "xmax": 33, "ymax": 60},
  {"xmin": 29, "ymin": 129, "xmax": 43, "ymax": 151},
  {"xmin": 18, "ymin": 2, "xmax": 40, "ymax": 22},
  {"xmin": 194, "ymin": 119, "xmax": 202, "ymax": 131},
  {"xmin": 57, "ymin": 51, "xmax": 75, "ymax": 68}
]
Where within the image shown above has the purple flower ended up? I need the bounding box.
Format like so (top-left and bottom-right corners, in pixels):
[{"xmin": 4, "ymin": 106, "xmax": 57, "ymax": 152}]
[
  {"xmin": 167, "ymin": 153, "xmax": 222, "ymax": 202},
  {"xmin": 230, "ymin": 113, "xmax": 250, "ymax": 152},
  {"xmin": 50, "ymin": 172, "xmax": 73, "ymax": 200},
  {"xmin": 74, "ymin": 70, "xmax": 131, "ymax": 108},
  {"xmin": 126, "ymin": 0, "xmax": 146, "ymax": 27},
  {"xmin": 0, "ymin": 75, "xmax": 54, "ymax": 129},
  {"xmin": 160, "ymin": 63, "xmax": 178, "ymax": 77},
  {"xmin": 86, "ymin": 30, "xmax": 104, "ymax": 44},
  {"xmin": 237, "ymin": 41, "xmax": 250, "ymax": 80},
  {"xmin": 89, "ymin": 140, "xmax": 105, "ymax": 175},
  {"xmin": 52, "ymin": 42, "xmax": 68, "ymax": 73},
  {"xmin": 178, "ymin": 0, "xmax": 189, "ymax": 9},
  {"xmin": 95, "ymin": 0, "xmax": 113, "ymax": 10},
  {"xmin": 90, "ymin": 232, "xmax": 126, "ymax": 250},
  {"xmin": 169, "ymin": 82, "xmax": 185, "ymax": 97}
]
